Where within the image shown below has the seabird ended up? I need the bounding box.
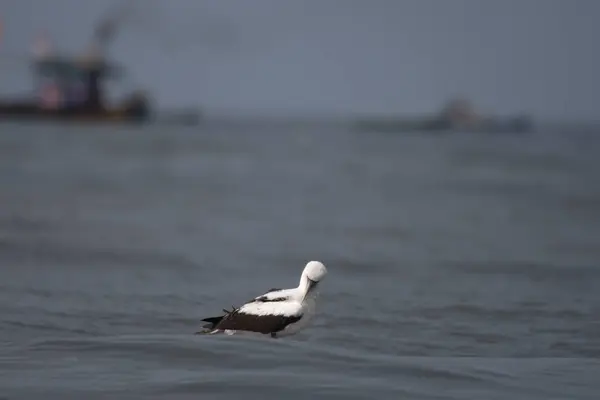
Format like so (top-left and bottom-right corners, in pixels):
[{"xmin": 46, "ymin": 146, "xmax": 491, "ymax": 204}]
[{"xmin": 197, "ymin": 261, "xmax": 327, "ymax": 338}]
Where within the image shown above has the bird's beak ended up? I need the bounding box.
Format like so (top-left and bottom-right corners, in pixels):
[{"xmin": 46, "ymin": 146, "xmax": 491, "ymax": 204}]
[
  {"xmin": 301, "ymin": 278, "xmax": 318, "ymax": 302},
  {"xmin": 307, "ymin": 278, "xmax": 319, "ymax": 292}
]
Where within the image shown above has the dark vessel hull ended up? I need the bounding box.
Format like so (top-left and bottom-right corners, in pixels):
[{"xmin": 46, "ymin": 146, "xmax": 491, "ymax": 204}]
[
  {"xmin": 354, "ymin": 115, "xmax": 534, "ymax": 134},
  {"xmin": 0, "ymin": 100, "xmax": 148, "ymax": 124}
]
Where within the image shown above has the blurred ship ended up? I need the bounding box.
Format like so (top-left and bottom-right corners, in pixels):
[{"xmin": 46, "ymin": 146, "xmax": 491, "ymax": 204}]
[
  {"xmin": 354, "ymin": 98, "xmax": 534, "ymax": 134},
  {"xmin": 0, "ymin": 53, "xmax": 154, "ymax": 123},
  {"xmin": 0, "ymin": 2, "xmax": 201, "ymax": 126}
]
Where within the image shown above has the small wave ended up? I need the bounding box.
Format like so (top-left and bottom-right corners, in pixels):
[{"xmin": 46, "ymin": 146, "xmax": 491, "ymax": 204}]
[
  {"xmin": 411, "ymin": 303, "xmax": 588, "ymax": 321},
  {"xmin": 445, "ymin": 260, "xmax": 600, "ymax": 280},
  {"xmin": 0, "ymin": 215, "xmax": 55, "ymax": 233},
  {"xmin": 27, "ymin": 334, "xmax": 215, "ymax": 357},
  {"xmin": 0, "ymin": 238, "xmax": 198, "ymax": 270},
  {"xmin": 2, "ymin": 319, "xmax": 96, "ymax": 336}
]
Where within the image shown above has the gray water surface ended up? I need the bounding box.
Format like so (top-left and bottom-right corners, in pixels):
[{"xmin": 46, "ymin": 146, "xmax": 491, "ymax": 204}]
[{"xmin": 0, "ymin": 121, "xmax": 599, "ymax": 399}]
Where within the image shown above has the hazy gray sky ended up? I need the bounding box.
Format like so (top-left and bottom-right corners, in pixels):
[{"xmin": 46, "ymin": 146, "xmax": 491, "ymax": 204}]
[{"xmin": 1, "ymin": 0, "xmax": 599, "ymax": 120}]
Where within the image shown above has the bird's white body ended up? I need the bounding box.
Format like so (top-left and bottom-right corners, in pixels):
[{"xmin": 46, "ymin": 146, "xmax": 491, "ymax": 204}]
[{"xmin": 277, "ymin": 292, "xmax": 318, "ymax": 337}]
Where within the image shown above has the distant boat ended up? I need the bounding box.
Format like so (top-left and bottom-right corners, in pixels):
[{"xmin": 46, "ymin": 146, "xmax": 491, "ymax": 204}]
[
  {"xmin": 353, "ymin": 98, "xmax": 534, "ymax": 134},
  {"xmin": 0, "ymin": 55, "xmax": 152, "ymax": 124},
  {"xmin": 0, "ymin": 4, "xmax": 202, "ymax": 126}
]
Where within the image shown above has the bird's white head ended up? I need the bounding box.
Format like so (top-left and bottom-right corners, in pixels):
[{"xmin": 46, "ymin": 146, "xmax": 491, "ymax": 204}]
[
  {"xmin": 299, "ymin": 261, "xmax": 327, "ymax": 297},
  {"xmin": 304, "ymin": 261, "xmax": 327, "ymax": 282}
]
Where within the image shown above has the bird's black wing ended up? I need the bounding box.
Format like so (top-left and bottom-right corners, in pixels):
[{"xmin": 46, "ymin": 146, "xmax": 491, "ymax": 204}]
[
  {"xmin": 240, "ymin": 288, "xmax": 287, "ymax": 303},
  {"xmin": 213, "ymin": 309, "xmax": 302, "ymax": 334},
  {"xmin": 254, "ymin": 288, "xmax": 290, "ymax": 303},
  {"xmin": 196, "ymin": 288, "xmax": 287, "ymax": 334}
]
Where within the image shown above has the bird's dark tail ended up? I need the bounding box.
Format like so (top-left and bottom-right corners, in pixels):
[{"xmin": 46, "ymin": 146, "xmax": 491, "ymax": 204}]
[
  {"xmin": 195, "ymin": 307, "xmax": 236, "ymax": 334},
  {"xmin": 201, "ymin": 315, "xmax": 224, "ymax": 328}
]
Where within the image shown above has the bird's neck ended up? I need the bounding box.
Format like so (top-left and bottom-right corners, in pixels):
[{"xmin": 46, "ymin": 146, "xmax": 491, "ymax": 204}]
[
  {"xmin": 297, "ymin": 276, "xmax": 319, "ymax": 303},
  {"xmin": 298, "ymin": 276, "xmax": 310, "ymax": 293}
]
